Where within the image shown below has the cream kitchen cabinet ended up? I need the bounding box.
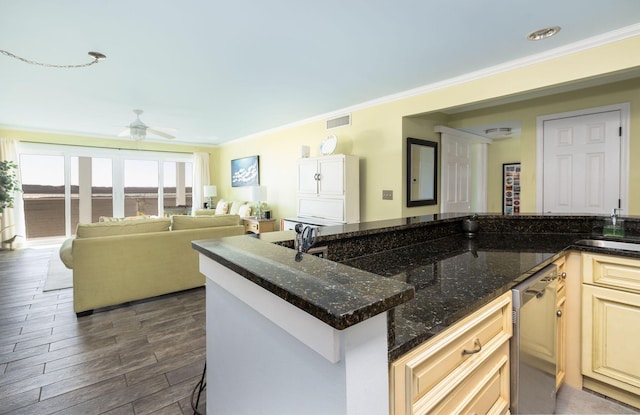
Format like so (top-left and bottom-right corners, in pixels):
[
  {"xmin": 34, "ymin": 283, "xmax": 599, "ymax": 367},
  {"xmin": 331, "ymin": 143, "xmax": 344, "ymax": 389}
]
[
  {"xmin": 390, "ymin": 291, "xmax": 512, "ymax": 415},
  {"xmin": 297, "ymin": 154, "xmax": 359, "ymax": 223},
  {"xmin": 555, "ymin": 256, "xmax": 567, "ymax": 391},
  {"xmin": 581, "ymin": 253, "xmax": 640, "ymax": 408}
]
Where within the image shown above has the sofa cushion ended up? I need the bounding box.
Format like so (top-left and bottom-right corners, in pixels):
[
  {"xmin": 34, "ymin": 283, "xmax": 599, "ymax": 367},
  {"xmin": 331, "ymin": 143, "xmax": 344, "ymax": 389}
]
[
  {"xmin": 194, "ymin": 209, "xmax": 217, "ymax": 216},
  {"xmin": 171, "ymin": 214, "xmax": 240, "ymax": 230},
  {"xmin": 98, "ymin": 215, "xmax": 151, "ymax": 222},
  {"xmin": 76, "ymin": 218, "xmax": 171, "ymax": 238}
]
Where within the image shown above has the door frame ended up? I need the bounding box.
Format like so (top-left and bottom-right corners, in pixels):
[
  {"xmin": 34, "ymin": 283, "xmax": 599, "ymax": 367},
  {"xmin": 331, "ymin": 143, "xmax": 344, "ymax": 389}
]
[{"xmin": 535, "ymin": 103, "xmax": 630, "ymax": 213}]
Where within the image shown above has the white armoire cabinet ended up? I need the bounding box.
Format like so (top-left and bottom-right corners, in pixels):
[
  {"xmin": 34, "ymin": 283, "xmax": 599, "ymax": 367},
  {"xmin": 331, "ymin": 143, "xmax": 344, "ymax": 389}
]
[{"xmin": 296, "ymin": 154, "xmax": 359, "ymax": 224}]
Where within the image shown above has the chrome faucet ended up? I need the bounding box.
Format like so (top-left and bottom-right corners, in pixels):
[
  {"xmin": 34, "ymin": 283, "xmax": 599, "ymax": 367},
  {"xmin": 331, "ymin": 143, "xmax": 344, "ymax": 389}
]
[
  {"xmin": 294, "ymin": 224, "xmax": 317, "ymax": 253},
  {"xmin": 611, "ymin": 208, "xmax": 623, "ymax": 227}
]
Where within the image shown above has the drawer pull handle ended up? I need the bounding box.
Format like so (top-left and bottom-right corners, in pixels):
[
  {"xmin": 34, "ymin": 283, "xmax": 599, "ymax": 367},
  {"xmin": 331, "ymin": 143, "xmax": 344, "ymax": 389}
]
[
  {"xmin": 561, "ymin": 272, "xmax": 567, "ymax": 279},
  {"xmin": 462, "ymin": 339, "xmax": 482, "ymax": 356}
]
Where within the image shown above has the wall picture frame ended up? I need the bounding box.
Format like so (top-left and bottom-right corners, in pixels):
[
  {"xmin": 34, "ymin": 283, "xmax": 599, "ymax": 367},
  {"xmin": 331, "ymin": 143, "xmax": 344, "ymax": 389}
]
[
  {"xmin": 231, "ymin": 155, "xmax": 260, "ymax": 187},
  {"xmin": 502, "ymin": 162, "xmax": 521, "ymax": 214}
]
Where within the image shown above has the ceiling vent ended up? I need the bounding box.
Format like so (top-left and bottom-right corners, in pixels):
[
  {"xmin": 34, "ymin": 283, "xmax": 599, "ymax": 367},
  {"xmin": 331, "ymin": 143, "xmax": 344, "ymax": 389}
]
[{"xmin": 326, "ymin": 113, "xmax": 351, "ymax": 130}]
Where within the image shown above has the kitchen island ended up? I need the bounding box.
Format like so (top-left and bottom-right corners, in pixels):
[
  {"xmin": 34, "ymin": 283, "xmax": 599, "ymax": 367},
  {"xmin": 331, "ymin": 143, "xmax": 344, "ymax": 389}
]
[{"xmin": 192, "ymin": 213, "xmax": 639, "ymax": 415}]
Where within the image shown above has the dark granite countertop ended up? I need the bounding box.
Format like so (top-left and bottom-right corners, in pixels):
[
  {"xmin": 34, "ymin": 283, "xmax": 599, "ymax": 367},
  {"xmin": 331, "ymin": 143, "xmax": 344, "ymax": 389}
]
[
  {"xmin": 192, "ymin": 235, "xmax": 415, "ymax": 330},
  {"xmin": 341, "ymin": 233, "xmax": 583, "ymax": 360},
  {"xmin": 192, "ymin": 214, "xmax": 640, "ymax": 362}
]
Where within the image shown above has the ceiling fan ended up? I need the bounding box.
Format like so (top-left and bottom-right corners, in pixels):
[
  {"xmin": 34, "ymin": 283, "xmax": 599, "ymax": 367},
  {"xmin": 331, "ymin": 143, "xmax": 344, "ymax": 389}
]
[{"xmin": 118, "ymin": 109, "xmax": 175, "ymax": 141}]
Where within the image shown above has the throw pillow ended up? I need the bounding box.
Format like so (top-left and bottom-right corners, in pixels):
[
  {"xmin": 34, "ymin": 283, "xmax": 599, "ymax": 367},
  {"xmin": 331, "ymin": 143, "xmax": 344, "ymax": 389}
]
[
  {"xmin": 238, "ymin": 204, "xmax": 252, "ymax": 218},
  {"xmin": 215, "ymin": 200, "xmax": 229, "ymax": 215},
  {"xmin": 229, "ymin": 201, "xmax": 246, "ymax": 215}
]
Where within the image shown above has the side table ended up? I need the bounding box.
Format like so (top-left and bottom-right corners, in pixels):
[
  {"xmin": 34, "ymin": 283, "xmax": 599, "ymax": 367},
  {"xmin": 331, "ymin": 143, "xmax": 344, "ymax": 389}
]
[{"xmin": 243, "ymin": 218, "xmax": 276, "ymax": 234}]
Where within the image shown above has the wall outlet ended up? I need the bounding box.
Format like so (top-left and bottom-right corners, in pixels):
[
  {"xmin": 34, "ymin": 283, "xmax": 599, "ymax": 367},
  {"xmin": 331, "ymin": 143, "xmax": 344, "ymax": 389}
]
[{"xmin": 382, "ymin": 190, "xmax": 393, "ymax": 200}]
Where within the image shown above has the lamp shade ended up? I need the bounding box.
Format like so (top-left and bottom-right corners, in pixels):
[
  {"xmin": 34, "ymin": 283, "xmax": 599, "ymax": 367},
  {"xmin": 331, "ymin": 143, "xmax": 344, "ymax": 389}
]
[
  {"xmin": 203, "ymin": 185, "xmax": 217, "ymax": 198},
  {"xmin": 249, "ymin": 185, "xmax": 267, "ymax": 202}
]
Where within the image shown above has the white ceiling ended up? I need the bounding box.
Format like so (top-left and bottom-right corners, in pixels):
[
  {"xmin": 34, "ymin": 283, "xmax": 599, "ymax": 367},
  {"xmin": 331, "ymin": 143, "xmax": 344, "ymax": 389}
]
[{"xmin": 1, "ymin": 1, "xmax": 640, "ymax": 145}]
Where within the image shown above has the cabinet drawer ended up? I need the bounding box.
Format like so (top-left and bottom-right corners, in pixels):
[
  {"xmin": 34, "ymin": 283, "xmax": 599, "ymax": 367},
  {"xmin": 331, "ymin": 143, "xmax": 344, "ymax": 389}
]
[
  {"xmin": 244, "ymin": 221, "xmax": 259, "ymax": 233},
  {"xmin": 390, "ymin": 292, "xmax": 512, "ymax": 415},
  {"xmin": 421, "ymin": 343, "xmax": 510, "ymax": 415},
  {"xmin": 582, "ymin": 253, "xmax": 640, "ymax": 293}
]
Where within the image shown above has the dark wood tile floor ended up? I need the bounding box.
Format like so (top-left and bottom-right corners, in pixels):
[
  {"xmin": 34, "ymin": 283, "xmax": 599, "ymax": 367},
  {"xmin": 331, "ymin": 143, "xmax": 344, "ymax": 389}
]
[{"xmin": 0, "ymin": 247, "xmax": 206, "ymax": 415}]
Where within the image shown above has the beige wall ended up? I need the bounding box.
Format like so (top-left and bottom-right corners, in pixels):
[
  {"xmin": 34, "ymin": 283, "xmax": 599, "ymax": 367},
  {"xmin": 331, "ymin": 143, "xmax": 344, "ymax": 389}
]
[
  {"xmin": 217, "ymin": 35, "xmax": 640, "ymax": 222},
  {"xmin": 446, "ymin": 77, "xmax": 640, "ymax": 214}
]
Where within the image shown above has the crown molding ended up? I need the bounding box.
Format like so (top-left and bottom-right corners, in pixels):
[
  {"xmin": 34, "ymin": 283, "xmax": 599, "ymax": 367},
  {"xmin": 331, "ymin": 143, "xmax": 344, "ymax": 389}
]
[
  {"xmin": 0, "ymin": 124, "xmax": 219, "ymax": 148},
  {"xmin": 229, "ymin": 23, "xmax": 640, "ymax": 145}
]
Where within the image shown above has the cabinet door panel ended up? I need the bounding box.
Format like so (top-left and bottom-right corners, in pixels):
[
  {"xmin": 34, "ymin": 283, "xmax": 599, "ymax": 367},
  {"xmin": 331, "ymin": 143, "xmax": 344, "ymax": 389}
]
[
  {"xmin": 582, "ymin": 284, "xmax": 640, "ymax": 393},
  {"xmin": 317, "ymin": 158, "xmax": 345, "ymax": 196},
  {"xmin": 298, "ymin": 159, "xmax": 319, "ymax": 195}
]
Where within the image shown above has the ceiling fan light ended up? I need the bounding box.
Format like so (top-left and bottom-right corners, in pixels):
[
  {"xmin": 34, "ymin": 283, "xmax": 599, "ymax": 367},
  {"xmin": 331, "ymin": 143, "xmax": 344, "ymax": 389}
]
[{"xmin": 130, "ymin": 125, "xmax": 146, "ymax": 141}]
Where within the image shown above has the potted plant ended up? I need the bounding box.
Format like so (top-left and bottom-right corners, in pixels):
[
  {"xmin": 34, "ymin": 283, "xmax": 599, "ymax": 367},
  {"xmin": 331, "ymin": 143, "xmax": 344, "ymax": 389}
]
[{"xmin": 0, "ymin": 160, "xmax": 21, "ymax": 247}]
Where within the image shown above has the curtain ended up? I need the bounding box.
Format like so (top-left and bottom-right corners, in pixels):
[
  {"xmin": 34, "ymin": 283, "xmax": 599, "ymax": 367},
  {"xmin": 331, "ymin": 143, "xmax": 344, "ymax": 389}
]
[
  {"xmin": 192, "ymin": 152, "xmax": 210, "ymax": 215},
  {"xmin": 0, "ymin": 138, "xmax": 26, "ymax": 249}
]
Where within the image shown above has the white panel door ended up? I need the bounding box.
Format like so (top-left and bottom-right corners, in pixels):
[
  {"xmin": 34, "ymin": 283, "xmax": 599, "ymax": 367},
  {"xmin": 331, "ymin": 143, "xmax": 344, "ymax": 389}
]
[
  {"xmin": 440, "ymin": 133, "xmax": 471, "ymax": 213},
  {"xmin": 542, "ymin": 111, "xmax": 621, "ymax": 214}
]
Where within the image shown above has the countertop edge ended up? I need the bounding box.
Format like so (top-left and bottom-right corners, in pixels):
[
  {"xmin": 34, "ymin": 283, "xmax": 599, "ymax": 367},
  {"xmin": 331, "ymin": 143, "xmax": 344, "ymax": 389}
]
[{"xmin": 192, "ymin": 238, "xmax": 416, "ymax": 330}]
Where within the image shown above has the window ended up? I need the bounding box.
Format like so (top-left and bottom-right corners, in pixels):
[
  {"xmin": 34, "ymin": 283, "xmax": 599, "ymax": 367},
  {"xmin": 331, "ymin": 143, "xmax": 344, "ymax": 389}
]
[
  {"xmin": 124, "ymin": 159, "xmax": 159, "ymax": 216},
  {"xmin": 18, "ymin": 144, "xmax": 194, "ymax": 240},
  {"xmin": 20, "ymin": 154, "xmax": 65, "ymax": 239}
]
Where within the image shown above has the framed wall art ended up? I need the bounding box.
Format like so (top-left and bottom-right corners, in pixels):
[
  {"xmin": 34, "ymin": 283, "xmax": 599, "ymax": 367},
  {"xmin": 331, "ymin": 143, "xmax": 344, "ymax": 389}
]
[
  {"xmin": 502, "ymin": 162, "xmax": 521, "ymax": 214},
  {"xmin": 231, "ymin": 155, "xmax": 260, "ymax": 187}
]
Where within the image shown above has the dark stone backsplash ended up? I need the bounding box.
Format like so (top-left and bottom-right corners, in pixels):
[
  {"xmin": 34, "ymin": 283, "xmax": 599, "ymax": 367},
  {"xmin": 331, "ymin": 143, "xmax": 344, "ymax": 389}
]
[{"xmin": 306, "ymin": 214, "xmax": 640, "ymax": 263}]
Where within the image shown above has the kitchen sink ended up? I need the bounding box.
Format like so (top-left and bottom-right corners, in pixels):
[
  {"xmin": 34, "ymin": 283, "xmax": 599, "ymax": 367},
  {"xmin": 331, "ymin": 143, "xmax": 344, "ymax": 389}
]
[{"xmin": 575, "ymin": 239, "xmax": 640, "ymax": 252}]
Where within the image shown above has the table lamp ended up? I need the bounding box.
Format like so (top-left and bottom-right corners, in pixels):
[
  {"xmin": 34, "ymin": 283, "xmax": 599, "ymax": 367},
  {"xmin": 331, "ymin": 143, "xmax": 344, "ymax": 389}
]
[
  {"xmin": 250, "ymin": 185, "xmax": 267, "ymax": 219},
  {"xmin": 203, "ymin": 185, "xmax": 217, "ymax": 209}
]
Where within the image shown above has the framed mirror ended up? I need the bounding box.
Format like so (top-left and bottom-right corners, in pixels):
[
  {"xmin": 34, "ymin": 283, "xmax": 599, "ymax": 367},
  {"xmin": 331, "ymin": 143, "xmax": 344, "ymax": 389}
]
[{"xmin": 406, "ymin": 137, "xmax": 438, "ymax": 207}]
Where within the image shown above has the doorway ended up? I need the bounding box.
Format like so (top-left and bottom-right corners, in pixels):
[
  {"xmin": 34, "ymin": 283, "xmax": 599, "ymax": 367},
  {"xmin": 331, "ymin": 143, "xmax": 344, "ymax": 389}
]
[
  {"xmin": 536, "ymin": 104, "xmax": 629, "ymax": 214},
  {"xmin": 436, "ymin": 126, "xmax": 490, "ymax": 214}
]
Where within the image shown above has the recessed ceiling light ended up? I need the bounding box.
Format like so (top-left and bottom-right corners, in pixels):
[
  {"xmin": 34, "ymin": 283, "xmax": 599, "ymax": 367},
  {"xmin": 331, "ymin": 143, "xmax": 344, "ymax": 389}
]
[{"xmin": 526, "ymin": 26, "xmax": 561, "ymax": 41}]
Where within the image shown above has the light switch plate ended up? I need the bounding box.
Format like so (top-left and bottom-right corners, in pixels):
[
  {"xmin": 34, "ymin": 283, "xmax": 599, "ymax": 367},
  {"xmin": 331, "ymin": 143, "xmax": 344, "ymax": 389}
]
[{"xmin": 382, "ymin": 190, "xmax": 393, "ymax": 200}]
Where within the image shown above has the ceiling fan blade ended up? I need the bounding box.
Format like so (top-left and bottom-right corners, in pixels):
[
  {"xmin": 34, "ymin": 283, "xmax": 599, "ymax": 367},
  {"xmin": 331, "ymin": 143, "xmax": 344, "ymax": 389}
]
[
  {"xmin": 148, "ymin": 128, "xmax": 175, "ymax": 139},
  {"xmin": 117, "ymin": 128, "xmax": 130, "ymax": 137}
]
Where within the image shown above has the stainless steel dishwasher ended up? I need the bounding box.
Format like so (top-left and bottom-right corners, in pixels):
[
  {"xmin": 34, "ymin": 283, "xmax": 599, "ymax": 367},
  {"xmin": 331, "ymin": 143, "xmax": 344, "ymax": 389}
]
[{"xmin": 511, "ymin": 263, "xmax": 559, "ymax": 414}]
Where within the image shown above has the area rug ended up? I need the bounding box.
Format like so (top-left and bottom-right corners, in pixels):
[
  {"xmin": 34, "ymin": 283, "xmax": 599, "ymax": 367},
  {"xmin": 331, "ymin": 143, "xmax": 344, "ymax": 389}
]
[{"xmin": 43, "ymin": 248, "xmax": 72, "ymax": 291}]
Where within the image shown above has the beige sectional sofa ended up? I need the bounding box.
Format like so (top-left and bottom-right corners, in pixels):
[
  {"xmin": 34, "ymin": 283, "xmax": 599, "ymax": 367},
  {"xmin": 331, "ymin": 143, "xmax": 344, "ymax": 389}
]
[{"xmin": 59, "ymin": 214, "xmax": 245, "ymax": 316}]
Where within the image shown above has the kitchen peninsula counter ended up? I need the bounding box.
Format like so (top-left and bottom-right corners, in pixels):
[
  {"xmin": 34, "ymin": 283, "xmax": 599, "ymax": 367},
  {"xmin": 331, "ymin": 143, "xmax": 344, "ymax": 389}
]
[
  {"xmin": 193, "ymin": 229, "xmax": 588, "ymax": 360},
  {"xmin": 191, "ymin": 213, "xmax": 640, "ymax": 415}
]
